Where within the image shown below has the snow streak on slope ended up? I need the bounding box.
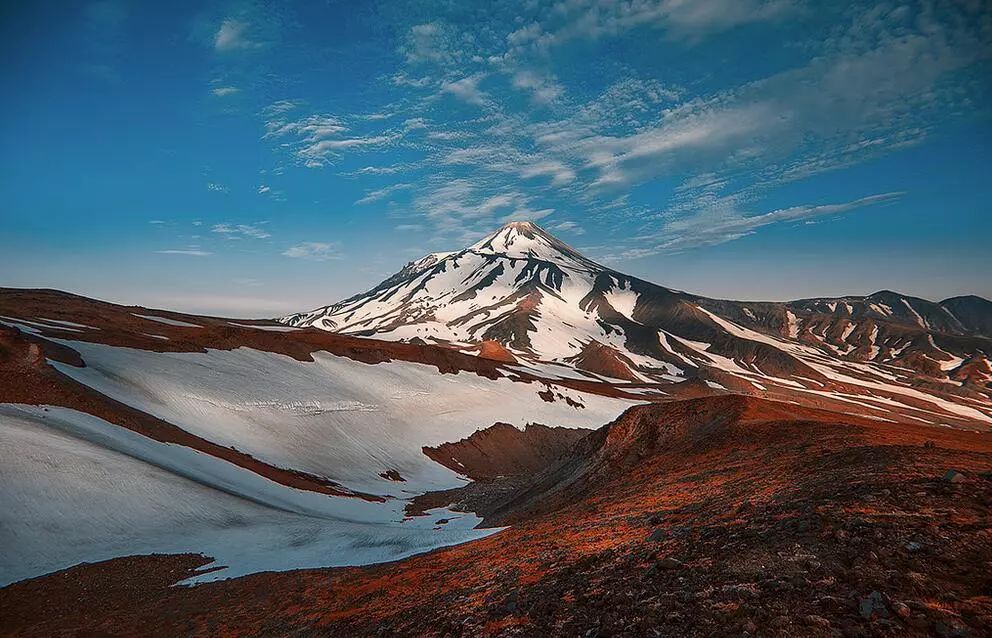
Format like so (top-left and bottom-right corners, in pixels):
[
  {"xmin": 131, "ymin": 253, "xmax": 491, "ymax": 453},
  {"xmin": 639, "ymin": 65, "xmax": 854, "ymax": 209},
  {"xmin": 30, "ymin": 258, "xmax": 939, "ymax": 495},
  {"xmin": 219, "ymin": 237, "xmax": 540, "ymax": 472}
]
[{"xmin": 695, "ymin": 308, "xmax": 992, "ymax": 426}]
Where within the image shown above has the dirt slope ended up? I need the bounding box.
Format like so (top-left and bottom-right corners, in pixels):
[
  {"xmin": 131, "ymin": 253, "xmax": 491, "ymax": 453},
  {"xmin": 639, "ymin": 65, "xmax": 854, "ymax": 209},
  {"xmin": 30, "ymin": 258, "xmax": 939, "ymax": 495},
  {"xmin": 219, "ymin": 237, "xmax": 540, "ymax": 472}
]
[{"xmin": 3, "ymin": 395, "xmax": 991, "ymax": 637}]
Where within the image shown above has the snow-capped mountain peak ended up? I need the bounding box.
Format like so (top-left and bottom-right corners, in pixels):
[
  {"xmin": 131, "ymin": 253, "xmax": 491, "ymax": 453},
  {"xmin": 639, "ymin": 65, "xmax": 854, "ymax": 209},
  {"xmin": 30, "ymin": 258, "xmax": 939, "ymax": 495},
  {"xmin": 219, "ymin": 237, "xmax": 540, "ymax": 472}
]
[
  {"xmin": 280, "ymin": 222, "xmax": 992, "ymax": 429},
  {"xmin": 467, "ymin": 221, "xmax": 600, "ymax": 271}
]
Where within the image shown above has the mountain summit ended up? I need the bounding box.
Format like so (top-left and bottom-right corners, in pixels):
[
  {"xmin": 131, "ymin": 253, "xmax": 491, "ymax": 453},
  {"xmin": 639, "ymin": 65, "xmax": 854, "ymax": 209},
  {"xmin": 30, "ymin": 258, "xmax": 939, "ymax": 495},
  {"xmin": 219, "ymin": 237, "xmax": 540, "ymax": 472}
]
[
  {"xmin": 281, "ymin": 221, "xmax": 652, "ymax": 364},
  {"xmin": 467, "ymin": 221, "xmax": 601, "ymax": 270}
]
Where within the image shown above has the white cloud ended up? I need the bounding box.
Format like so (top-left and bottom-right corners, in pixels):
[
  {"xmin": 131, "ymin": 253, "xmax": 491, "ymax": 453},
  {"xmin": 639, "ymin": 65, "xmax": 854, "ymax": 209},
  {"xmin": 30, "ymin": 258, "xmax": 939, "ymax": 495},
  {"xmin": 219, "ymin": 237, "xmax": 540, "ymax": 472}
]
[
  {"xmin": 155, "ymin": 249, "xmax": 212, "ymax": 256},
  {"xmin": 519, "ymin": 159, "xmax": 576, "ymax": 186},
  {"xmin": 283, "ymin": 242, "xmax": 340, "ymax": 261},
  {"xmin": 411, "ymin": 178, "xmax": 558, "ymax": 242},
  {"xmin": 263, "ymin": 100, "xmax": 299, "ymax": 116},
  {"xmin": 207, "ymin": 182, "xmax": 228, "ymax": 193},
  {"xmin": 401, "ymin": 22, "xmax": 460, "ymax": 66},
  {"xmin": 257, "ymin": 185, "xmax": 271, "ymax": 194},
  {"xmin": 252, "ymin": 2, "xmax": 988, "ymax": 258},
  {"xmin": 511, "ymin": 70, "xmax": 563, "ymax": 104},
  {"xmin": 355, "ymin": 183, "xmax": 412, "ymax": 205},
  {"xmin": 264, "ymin": 113, "xmax": 346, "ymax": 141},
  {"xmin": 548, "ymin": 220, "xmax": 585, "ymax": 235},
  {"xmin": 263, "ymin": 110, "xmax": 398, "ymax": 167},
  {"xmin": 211, "ymin": 86, "xmax": 240, "ymax": 97},
  {"xmin": 628, "ymin": 192, "xmax": 904, "ymax": 256},
  {"xmin": 345, "ymin": 163, "xmax": 421, "ymax": 176},
  {"xmin": 516, "ymin": 0, "xmax": 798, "ymax": 53},
  {"xmin": 299, "ymin": 135, "xmax": 397, "ymax": 167},
  {"xmin": 440, "ymin": 74, "xmax": 488, "ymax": 106},
  {"xmin": 211, "ymin": 223, "xmax": 271, "ymax": 239},
  {"xmin": 500, "ymin": 208, "xmax": 554, "ymax": 223},
  {"xmin": 214, "ymin": 19, "xmax": 258, "ymax": 52}
]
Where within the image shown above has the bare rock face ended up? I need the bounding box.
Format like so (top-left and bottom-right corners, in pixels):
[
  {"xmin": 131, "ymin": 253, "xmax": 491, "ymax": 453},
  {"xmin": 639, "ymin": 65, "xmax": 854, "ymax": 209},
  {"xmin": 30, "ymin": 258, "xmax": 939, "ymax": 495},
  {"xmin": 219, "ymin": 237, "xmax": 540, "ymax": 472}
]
[
  {"xmin": 950, "ymin": 351, "xmax": 992, "ymax": 387},
  {"xmin": 422, "ymin": 421, "xmax": 588, "ymax": 481},
  {"xmin": 566, "ymin": 341, "xmax": 641, "ymax": 382},
  {"xmin": 473, "ymin": 339, "xmax": 518, "ymax": 364}
]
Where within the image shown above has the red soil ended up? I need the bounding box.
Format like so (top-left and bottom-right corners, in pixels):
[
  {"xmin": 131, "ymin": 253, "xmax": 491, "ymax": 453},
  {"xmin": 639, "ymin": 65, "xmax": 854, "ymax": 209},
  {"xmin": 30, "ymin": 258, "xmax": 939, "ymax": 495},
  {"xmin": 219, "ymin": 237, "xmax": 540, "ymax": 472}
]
[
  {"xmin": 567, "ymin": 341, "xmax": 643, "ymax": 382},
  {"xmin": 3, "ymin": 395, "xmax": 991, "ymax": 637},
  {"xmin": 474, "ymin": 339, "xmax": 519, "ymax": 364},
  {"xmin": 422, "ymin": 421, "xmax": 588, "ymax": 481}
]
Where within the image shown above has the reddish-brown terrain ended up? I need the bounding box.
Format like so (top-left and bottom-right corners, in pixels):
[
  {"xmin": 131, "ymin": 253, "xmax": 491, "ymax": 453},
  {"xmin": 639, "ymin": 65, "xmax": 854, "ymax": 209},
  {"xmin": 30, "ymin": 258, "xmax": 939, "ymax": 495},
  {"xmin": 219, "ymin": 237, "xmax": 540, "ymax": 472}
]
[
  {"xmin": 2, "ymin": 287, "xmax": 991, "ymax": 637},
  {"xmin": 423, "ymin": 421, "xmax": 589, "ymax": 481},
  {"xmin": 3, "ymin": 394, "xmax": 991, "ymax": 637}
]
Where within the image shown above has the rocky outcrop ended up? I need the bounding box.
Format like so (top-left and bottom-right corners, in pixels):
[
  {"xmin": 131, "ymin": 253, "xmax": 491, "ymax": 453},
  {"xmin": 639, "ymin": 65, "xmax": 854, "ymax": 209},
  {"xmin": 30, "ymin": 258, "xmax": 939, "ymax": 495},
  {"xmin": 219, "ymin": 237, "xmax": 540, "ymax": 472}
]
[{"xmin": 422, "ymin": 422, "xmax": 588, "ymax": 481}]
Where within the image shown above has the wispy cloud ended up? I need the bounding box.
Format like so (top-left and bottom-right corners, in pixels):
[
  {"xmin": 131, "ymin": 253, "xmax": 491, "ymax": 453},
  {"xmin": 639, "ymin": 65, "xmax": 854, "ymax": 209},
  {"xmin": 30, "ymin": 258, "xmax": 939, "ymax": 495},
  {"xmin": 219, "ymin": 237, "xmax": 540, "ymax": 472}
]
[
  {"xmin": 519, "ymin": 160, "xmax": 576, "ymax": 186},
  {"xmin": 283, "ymin": 242, "xmax": 341, "ymax": 261},
  {"xmin": 505, "ymin": 0, "xmax": 798, "ymax": 54},
  {"xmin": 211, "ymin": 86, "xmax": 240, "ymax": 97},
  {"xmin": 401, "ymin": 22, "xmax": 460, "ymax": 66},
  {"xmin": 255, "ymin": 2, "xmax": 988, "ymax": 257},
  {"xmin": 356, "ymin": 183, "xmax": 412, "ymax": 205},
  {"xmin": 626, "ymin": 192, "xmax": 904, "ymax": 257},
  {"xmin": 262, "ymin": 108, "xmax": 400, "ymax": 167},
  {"xmin": 155, "ymin": 249, "xmax": 212, "ymax": 256},
  {"xmin": 441, "ymin": 74, "xmax": 488, "ymax": 106},
  {"xmin": 212, "ymin": 223, "xmax": 271, "ymax": 239},
  {"xmin": 214, "ymin": 18, "xmax": 259, "ymax": 52},
  {"xmin": 548, "ymin": 220, "xmax": 585, "ymax": 235},
  {"xmin": 511, "ymin": 70, "xmax": 563, "ymax": 104}
]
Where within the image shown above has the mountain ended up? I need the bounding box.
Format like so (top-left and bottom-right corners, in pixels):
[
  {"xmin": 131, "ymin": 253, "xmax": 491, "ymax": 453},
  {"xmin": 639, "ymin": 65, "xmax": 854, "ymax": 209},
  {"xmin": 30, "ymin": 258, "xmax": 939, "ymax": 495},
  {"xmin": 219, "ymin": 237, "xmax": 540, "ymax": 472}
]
[
  {"xmin": 940, "ymin": 294, "xmax": 992, "ymax": 336},
  {"xmin": 283, "ymin": 222, "xmax": 992, "ymax": 428}
]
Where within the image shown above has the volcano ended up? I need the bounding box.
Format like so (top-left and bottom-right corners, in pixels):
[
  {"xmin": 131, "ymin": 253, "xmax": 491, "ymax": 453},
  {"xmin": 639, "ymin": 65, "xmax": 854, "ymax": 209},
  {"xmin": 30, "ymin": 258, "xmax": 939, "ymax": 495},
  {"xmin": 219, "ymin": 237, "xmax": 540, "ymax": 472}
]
[{"xmin": 282, "ymin": 222, "xmax": 992, "ymax": 428}]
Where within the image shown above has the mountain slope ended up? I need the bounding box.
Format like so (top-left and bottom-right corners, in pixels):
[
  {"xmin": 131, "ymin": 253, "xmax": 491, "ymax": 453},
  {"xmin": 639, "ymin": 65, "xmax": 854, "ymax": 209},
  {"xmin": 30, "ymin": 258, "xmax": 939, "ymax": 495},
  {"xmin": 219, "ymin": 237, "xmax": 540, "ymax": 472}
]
[
  {"xmin": 0, "ymin": 288, "xmax": 636, "ymax": 586},
  {"xmin": 283, "ymin": 222, "xmax": 992, "ymax": 428},
  {"xmin": 941, "ymin": 295, "xmax": 992, "ymax": 336},
  {"xmin": 7, "ymin": 394, "xmax": 992, "ymax": 637}
]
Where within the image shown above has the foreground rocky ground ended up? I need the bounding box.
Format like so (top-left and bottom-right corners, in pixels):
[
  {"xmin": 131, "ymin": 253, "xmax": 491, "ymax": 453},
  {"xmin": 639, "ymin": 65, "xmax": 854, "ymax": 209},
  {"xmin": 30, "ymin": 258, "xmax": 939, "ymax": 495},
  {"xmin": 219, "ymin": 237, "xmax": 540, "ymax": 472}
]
[{"xmin": 2, "ymin": 396, "xmax": 990, "ymax": 637}]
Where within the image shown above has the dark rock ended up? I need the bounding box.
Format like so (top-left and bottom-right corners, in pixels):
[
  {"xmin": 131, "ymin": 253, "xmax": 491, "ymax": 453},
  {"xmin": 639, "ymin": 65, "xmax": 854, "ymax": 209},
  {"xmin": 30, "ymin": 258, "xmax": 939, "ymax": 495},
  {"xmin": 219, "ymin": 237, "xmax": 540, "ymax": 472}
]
[
  {"xmin": 858, "ymin": 591, "xmax": 889, "ymax": 620},
  {"xmin": 933, "ymin": 619, "xmax": 969, "ymax": 637},
  {"xmin": 805, "ymin": 615, "xmax": 831, "ymax": 628},
  {"xmin": 942, "ymin": 470, "xmax": 966, "ymax": 483},
  {"xmin": 647, "ymin": 528, "xmax": 667, "ymax": 542},
  {"xmin": 655, "ymin": 557, "xmax": 683, "ymax": 570}
]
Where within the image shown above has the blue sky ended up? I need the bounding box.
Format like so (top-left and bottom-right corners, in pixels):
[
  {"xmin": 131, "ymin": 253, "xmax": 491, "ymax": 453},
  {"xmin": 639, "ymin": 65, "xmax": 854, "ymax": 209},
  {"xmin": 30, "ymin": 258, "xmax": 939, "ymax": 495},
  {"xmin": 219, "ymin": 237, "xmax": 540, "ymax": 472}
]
[{"xmin": 1, "ymin": 0, "xmax": 990, "ymax": 316}]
